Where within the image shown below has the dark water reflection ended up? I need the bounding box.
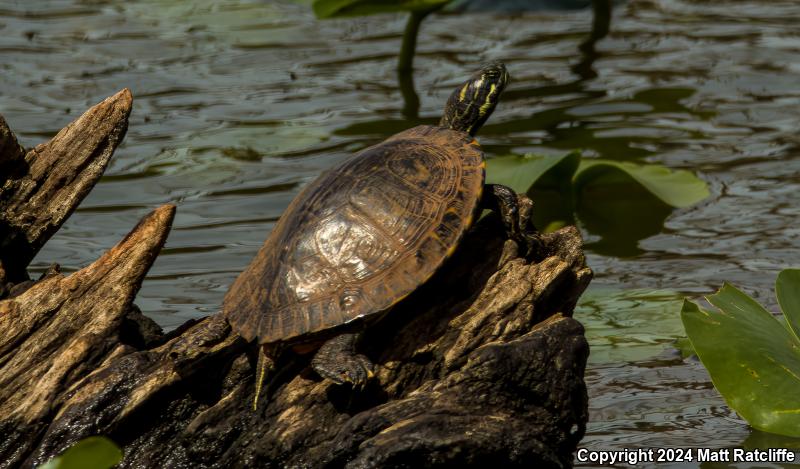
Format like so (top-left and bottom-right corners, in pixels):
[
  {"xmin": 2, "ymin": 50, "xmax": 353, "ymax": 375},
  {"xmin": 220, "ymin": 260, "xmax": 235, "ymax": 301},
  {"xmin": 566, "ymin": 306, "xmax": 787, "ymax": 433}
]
[{"xmin": 2, "ymin": 0, "xmax": 800, "ymax": 463}]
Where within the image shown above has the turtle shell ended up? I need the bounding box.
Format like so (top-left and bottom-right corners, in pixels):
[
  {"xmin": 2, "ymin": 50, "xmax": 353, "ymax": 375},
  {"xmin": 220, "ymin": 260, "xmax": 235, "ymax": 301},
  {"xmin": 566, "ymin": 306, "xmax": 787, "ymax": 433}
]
[{"xmin": 223, "ymin": 125, "xmax": 485, "ymax": 344}]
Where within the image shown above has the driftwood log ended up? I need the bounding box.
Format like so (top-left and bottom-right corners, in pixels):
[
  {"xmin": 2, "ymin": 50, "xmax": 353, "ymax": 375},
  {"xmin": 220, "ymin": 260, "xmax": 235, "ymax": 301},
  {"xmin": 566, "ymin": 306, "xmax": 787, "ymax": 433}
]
[{"xmin": 0, "ymin": 91, "xmax": 592, "ymax": 468}]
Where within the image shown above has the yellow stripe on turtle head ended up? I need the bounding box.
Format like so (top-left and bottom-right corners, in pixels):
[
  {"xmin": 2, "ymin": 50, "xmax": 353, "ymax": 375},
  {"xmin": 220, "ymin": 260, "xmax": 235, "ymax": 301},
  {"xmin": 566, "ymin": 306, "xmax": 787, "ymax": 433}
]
[
  {"xmin": 471, "ymin": 78, "xmax": 484, "ymax": 100},
  {"xmin": 478, "ymin": 83, "xmax": 498, "ymax": 118},
  {"xmin": 458, "ymin": 83, "xmax": 469, "ymax": 102}
]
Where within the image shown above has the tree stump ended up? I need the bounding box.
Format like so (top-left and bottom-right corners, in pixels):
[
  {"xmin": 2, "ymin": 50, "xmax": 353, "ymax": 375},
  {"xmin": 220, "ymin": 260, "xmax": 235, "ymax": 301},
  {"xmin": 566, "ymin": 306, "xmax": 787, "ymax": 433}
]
[{"xmin": 0, "ymin": 91, "xmax": 592, "ymax": 468}]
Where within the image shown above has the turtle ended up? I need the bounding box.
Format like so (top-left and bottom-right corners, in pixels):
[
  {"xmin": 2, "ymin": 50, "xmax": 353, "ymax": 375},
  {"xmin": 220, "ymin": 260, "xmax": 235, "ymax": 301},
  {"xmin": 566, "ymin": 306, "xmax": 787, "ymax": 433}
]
[{"xmin": 223, "ymin": 61, "xmax": 537, "ymax": 408}]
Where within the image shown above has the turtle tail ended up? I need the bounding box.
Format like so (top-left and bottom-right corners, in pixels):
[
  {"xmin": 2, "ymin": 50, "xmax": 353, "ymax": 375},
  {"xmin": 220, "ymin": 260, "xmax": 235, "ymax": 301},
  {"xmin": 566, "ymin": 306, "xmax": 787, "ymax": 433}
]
[{"xmin": 253, "ymin": 345, "xmax": 276, "ymax": 411}]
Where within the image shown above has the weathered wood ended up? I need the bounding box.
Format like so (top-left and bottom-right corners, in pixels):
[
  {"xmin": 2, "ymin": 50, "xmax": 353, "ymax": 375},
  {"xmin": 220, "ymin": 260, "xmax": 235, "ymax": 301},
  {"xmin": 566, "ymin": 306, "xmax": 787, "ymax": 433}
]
[
  {"xmin": 0, "ymin": 115, "xmax": 26, "ymax": 174},
  {"xmin": 0, "ymin": 89, "xmax": 132, "ymax": 287},
  {"xmin": 0, "ymin": 204, "xmax": 175, "ymax": 466},
  {"xmin": 0, "ymin": 215, "xmax": 590, "ymax": 468},
  {"xmin": 0, "ymin": 96, "xmax": 592, "ymax": 468}
]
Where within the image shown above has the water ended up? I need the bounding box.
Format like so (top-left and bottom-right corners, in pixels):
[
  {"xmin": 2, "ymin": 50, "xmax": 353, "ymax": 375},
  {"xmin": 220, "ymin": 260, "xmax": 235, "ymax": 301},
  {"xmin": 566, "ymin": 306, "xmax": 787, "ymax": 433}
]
[{"xmin": 2, "ymin": 0, "xmax": 800, "ymax": 464}]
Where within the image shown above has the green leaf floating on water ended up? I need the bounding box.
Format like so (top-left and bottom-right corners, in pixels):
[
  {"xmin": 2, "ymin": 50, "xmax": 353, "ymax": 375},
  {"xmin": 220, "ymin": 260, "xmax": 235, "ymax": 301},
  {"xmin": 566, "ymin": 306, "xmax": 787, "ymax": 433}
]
[
  {"xmin": 486, "ymin": 151, "xmax": 709, "ymax": 209},
  {"xmin": 38, "ymin": 436, "xmax": 122, "ymax": 469},
  {"xmin": 682, "ymin": 271, "xmax": 800, "ymax": 437},
  {"xmin": 777, "ymin": 269, "xmax": 800, "ymax": 341},
  {"xmin": 313, "ymin": 0, "xmax": 451, "ymax": 17},
  {"xmin": 576, "ymin": 286, "xmax": 686, "ymax": 365},
  {"xmin": 486, "ymin": 151, "xmax": 708, "ymax": 254},
  {"xmin": 575, "ymin": 159, "xmax": 710, "ymax": 208},
  {"xmin": 484, "ymin": 151, "xmax": 580, "ymax": 194}
]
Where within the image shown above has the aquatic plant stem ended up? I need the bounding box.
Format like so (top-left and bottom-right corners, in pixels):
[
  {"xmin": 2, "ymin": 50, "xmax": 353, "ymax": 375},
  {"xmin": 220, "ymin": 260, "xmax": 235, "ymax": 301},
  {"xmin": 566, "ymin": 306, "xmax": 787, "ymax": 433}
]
[
  {"xmin": 397, "ymin": 8, "xmax": 438, "ymax": 119},
  {"xmin": 398, "ymin": 9, "xmax": 432, "ymax": 73}
]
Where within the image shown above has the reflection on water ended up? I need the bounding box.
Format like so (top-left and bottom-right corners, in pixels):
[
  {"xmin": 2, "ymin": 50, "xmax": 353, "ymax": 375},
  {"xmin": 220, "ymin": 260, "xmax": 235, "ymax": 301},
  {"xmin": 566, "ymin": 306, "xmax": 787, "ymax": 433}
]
[
  {"xmin": 2, "ymin": 0, "xmax": 800, "ymax": 463},
  {"xmin": 532, "ymin": 181, "xmax": 676, "ymax": 257}
]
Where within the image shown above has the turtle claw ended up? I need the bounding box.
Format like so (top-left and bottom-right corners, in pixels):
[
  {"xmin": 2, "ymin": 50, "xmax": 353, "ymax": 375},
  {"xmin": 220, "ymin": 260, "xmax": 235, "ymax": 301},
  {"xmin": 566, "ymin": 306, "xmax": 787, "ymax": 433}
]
[
  {"xmin": 348, "ymin": 355, "xmax": 375, "ymax": 391},
  {"xmin": 481, "ymin": 184, "xmax": 544, "ymax": 259},
  {"xmin": 355, "ymin": 355, "xmax": 376, "ymax": 391},
  {"xmin": 313, "ymin": 353, "xmax": 374, "ymax": 390},
  {"xmin": 311, "ymin": 333, "xmax": 375, "ymax": 390}
]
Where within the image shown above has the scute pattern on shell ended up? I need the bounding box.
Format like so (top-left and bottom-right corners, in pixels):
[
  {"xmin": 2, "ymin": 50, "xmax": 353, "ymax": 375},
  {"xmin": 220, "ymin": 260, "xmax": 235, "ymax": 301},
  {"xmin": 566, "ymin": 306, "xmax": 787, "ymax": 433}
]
[{"xmin": 223, "ymin": 125, "xmax": 485, "ymax": 344}]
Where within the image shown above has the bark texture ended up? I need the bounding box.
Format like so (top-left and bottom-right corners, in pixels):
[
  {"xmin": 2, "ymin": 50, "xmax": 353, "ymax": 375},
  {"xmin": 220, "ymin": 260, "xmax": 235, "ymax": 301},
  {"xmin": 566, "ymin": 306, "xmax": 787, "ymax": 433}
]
[
  {"xmin": 0, "ymin": 93, "xmax": 592, "ymax": 469},
  {"xmin": 0, "ymin": 89, "xmax": 132, "ymax": 287}
]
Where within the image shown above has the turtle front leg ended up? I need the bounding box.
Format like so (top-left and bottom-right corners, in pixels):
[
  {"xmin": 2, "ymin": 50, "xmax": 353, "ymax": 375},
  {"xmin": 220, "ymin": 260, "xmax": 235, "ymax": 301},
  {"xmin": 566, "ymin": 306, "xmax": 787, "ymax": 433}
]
[
  {"xmin": 481, "ymin": 183, "xmax": 542, "ymax": 256},
  {"xmin": 311, "ymin": 333, "xmax": 375, "ymax": 389}
]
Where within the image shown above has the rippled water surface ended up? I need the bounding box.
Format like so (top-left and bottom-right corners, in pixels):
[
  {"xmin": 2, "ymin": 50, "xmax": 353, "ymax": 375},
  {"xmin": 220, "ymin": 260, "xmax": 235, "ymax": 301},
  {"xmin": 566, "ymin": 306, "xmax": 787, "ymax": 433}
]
[{"xmin": 2, "ymin": 0, "xmax": 800, "ymax": 464}]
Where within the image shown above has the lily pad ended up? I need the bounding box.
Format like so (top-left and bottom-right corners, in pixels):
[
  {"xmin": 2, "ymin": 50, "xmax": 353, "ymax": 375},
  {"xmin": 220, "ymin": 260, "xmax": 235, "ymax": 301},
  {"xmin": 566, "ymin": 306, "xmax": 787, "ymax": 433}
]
[
  {"xmin": 485, "ymin": 151, "xmax": 708, "ymax": 253},
  {"xmin": 313, "ymin": 0, "xmax": 450, "ymax": 18},
  {"xmin": 38, "ymin": 437, "xmax": 122, "ymax": 469},
  {"xmin": 576, "ymin": 286, "xmax": 686, "ymax": 365},
  {"xmin": 484, "ymin": 151, "xmax": 579, "ymax": 194},
  {"xmin": 777, "ymin": 269, "xmax": 800, "ymax": 341},
  {"xmin": 575, "ymin": 159, "xmax": 710, "ymax": 208},
  {"xmin": 682, "ymin": 277, "xmax": 800, "ymax": 437},
  {"xmin": 485, "ymin": 152, "xmax": 709, "ymax": 209}
]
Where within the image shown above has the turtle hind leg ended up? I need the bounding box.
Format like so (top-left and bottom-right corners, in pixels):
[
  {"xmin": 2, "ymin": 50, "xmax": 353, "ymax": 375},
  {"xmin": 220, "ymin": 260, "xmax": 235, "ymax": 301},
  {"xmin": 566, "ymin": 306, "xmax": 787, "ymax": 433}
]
[
  {"xmin": 311, "ymin": 333, "xmax": 375, "ymax": 390},
  {"xmin": 481, "ymin": 183, "xmax": 543, "ymax": 256}
]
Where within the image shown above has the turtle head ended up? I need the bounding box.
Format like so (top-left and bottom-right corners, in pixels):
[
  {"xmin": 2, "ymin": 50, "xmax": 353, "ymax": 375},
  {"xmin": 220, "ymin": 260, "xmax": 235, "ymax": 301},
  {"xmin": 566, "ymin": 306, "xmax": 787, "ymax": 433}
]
[{"xmin": 439, "ymin": 61, "xmax": 509, "ymax": 136}]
